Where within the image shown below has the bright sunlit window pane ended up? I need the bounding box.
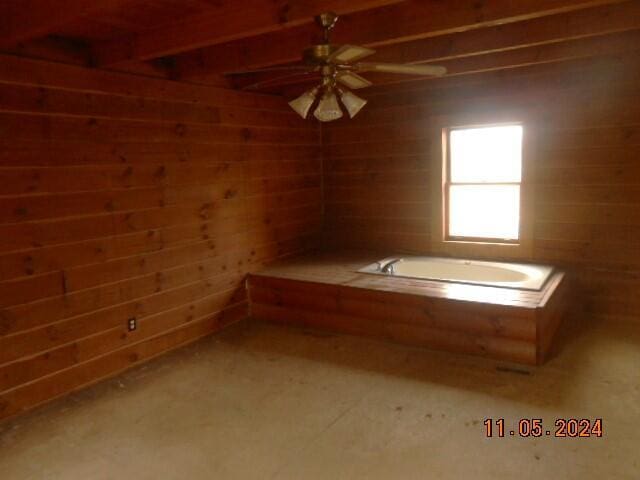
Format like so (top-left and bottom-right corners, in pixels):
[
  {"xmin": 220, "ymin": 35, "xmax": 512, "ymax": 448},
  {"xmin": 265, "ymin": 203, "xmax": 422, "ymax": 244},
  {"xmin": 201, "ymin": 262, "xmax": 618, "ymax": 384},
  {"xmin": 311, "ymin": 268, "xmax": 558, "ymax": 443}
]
[
  {"xmin": 449, "ymin": 185, "xmax": 520, "ymax": 240},
  {"xmin": 447, "ymin": 124, "xmax": 523, "ymax": 241},
  {"xmin": 450, "ymin": 125, "xmax": 522, "ymax": 183}
]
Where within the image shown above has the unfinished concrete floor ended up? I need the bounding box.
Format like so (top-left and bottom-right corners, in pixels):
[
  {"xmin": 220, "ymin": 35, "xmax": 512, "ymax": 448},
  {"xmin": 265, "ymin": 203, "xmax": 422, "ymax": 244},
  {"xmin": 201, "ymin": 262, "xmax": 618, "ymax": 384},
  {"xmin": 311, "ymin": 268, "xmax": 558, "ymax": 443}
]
[{"xmin": 1, "ymin": 316, "xmax": 639, "ymax": 479}]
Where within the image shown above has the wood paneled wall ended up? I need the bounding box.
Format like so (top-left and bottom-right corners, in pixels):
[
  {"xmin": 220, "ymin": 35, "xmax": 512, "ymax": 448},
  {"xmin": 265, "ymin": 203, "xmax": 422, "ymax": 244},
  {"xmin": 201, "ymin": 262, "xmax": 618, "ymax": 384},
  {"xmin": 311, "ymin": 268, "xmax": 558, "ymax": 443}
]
[
  {"xmin": 322, "ymin": 56, "xmax": 640, "ymax": 325},
  {"xmin": 0, "ymin": 54, "xmax": 321, "ymax": 421}
]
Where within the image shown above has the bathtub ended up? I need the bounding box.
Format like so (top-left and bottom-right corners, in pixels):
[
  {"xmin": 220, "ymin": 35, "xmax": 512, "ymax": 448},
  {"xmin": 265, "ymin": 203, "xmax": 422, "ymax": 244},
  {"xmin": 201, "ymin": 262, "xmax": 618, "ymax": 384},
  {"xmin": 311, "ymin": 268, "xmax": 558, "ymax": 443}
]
[{"xmin": 358, "ymin": 256, "xmax": 554, "ymax": 291}]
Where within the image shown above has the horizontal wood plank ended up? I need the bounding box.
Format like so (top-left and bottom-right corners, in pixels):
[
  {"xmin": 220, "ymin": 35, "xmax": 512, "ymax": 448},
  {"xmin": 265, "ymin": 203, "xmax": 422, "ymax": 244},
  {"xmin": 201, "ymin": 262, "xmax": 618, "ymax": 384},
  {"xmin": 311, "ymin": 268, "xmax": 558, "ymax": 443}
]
[{"xmin": 0, "ymin": 55, "xmax": 321, "ymax": 422}]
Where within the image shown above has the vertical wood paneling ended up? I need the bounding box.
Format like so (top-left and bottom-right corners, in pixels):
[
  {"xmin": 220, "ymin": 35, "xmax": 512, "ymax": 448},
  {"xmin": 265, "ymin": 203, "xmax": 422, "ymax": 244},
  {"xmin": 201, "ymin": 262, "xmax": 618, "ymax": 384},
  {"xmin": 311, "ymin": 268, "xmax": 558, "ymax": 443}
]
[{"xmin": 0, "ymin": 56, "xmax": 321, "ymax": 421}]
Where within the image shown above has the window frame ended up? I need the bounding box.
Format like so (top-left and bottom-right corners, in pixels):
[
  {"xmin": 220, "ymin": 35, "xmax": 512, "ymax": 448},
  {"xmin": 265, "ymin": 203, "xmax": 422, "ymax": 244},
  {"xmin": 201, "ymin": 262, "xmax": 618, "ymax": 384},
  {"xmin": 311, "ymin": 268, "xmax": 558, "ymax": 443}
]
[
  {"xmin": 429, "ymin": 112, "xmax": 535, "ymax": 261},
  {"xmin": 444, "ymin": 123, "xmax": 523, "ymax": 244}
]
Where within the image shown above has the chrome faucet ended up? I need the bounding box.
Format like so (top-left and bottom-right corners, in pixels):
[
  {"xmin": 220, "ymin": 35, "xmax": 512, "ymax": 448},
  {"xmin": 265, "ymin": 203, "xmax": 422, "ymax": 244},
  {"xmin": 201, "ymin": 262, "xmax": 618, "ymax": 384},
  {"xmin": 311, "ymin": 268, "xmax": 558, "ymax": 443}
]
[{"xmin": 379, "ymin": 258, "xmax": 399, "ymax": 274}]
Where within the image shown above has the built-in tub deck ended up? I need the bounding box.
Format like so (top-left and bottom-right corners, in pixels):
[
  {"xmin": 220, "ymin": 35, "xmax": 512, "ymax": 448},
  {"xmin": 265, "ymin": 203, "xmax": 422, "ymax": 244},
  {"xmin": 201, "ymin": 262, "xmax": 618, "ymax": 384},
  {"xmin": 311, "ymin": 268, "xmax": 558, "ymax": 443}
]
[{"xmin": 248, "ymin": 251, "xmax": 569, "ymax": 365}]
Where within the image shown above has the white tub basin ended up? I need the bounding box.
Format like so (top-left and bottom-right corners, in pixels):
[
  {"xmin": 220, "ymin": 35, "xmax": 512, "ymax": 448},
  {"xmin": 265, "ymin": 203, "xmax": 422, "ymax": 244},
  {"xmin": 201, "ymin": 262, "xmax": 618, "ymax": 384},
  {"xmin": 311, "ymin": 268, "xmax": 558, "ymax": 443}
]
[{"xmin": 358, "ymin": 256, "xmax": 554, "ymax": 291}]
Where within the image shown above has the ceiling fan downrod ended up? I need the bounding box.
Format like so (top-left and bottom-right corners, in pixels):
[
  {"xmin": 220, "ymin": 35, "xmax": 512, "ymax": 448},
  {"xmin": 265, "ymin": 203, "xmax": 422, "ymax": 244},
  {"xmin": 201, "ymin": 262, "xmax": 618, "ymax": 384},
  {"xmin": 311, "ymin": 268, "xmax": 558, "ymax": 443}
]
[{"xmin": 316, "ymin": 11, "xmax": 339, "ymax": 43}]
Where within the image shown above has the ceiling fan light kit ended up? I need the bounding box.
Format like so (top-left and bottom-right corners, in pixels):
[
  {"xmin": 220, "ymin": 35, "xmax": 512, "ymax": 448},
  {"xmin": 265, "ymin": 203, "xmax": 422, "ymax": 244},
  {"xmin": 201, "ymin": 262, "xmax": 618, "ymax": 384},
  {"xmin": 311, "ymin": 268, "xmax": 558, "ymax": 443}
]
[
  {"xmin": 288, "ymin": 77, "xmax": 368, "ymax": 122},
  {"xmin": 236, "ymin": 12, "xmax": 446, "ymax": 122}
]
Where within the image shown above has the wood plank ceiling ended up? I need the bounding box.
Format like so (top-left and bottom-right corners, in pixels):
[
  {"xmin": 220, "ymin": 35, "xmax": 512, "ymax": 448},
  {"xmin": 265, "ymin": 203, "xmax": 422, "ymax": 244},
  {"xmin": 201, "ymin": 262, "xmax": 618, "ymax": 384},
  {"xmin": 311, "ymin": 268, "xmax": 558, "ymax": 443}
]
[{"xmin": 1, "ymin": 0, "xmax": 639, "ymax": 94}]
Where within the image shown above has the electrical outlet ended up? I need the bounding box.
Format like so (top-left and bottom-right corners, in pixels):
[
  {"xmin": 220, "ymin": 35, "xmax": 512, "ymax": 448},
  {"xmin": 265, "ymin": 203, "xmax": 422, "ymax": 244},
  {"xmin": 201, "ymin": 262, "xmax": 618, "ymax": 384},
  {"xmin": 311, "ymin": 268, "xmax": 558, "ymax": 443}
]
[{"xmin": 127, "ymin": 317, "xmax": 137, "ymax": 332}]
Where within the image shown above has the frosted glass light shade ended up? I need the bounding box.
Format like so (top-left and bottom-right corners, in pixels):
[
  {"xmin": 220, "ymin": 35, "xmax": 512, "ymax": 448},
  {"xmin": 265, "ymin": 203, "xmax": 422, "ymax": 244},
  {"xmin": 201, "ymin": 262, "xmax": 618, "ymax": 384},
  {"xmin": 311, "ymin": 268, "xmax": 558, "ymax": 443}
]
[
  {"xmin": 288, "ymin": 88, "xmax": 318, "ymax": 119},
  {"xmin": 339, "ymin": 89, "xmax": 367, "ymax": 118},
  {"xmin": 313, "ymin": 91, "xmax": 343, "ymax": 122}
]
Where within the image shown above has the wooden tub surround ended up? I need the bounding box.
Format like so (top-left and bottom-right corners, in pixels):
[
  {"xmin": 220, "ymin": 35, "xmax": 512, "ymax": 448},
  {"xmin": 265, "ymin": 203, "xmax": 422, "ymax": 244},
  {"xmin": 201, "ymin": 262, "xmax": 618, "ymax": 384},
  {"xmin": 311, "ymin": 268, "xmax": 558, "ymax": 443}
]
[{"xmin": 248, "ymin": 251, "xmax": 569, "ymax": 365}]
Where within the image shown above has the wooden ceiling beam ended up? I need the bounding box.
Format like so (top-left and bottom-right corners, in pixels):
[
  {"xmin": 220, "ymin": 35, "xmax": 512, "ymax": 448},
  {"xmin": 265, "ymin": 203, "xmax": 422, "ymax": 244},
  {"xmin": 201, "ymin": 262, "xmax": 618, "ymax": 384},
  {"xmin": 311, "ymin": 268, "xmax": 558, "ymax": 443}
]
[
  {"xmin": 92, "ymin": 0, "xmax": 408, "ymax": 66},
  {"xmin": 368, "ymin": 0, "xmax": 640, "ymax": 65},
  {"xmin": 0, "ymin": 0, "xmax": 133, "ymax": 49},
  {"xmin": 423, "ymin": 29, "xmax": 640, "ymax": 80},
  {"xmin": 174, "ymin": 0, "xmax": 627, "ymax": 79}
]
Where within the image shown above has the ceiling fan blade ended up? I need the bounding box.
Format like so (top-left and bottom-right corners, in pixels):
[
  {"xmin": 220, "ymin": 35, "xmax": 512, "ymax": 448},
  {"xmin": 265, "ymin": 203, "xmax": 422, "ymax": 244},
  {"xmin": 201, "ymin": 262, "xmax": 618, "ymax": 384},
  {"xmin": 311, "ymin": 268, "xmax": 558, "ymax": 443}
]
[
  {"xmin": 356, "ymin": 62, "xmax": 447, "ymax": 76},
  {"xmin": 329, "ymin": 44, "xmax": 376, "ymax": 63},
  {"xmin": 336, "ymin": 71, "xmax": 372, "ymax": 89},
  {"xmin": 240, "ymin": 71, "xmax": 319, "ymax": 91},
  {"xmin": 227, "ymin": 64, "xmax": 315, "ymax": 76}
]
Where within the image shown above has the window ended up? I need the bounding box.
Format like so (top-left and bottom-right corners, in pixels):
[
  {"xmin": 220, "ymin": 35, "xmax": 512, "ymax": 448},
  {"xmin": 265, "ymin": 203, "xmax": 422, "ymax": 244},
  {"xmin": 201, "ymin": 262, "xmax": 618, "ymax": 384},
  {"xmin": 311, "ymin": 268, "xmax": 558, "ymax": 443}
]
[{"xmin": 445, "ymin": 124, "xmax": 523, "ymax": 243}]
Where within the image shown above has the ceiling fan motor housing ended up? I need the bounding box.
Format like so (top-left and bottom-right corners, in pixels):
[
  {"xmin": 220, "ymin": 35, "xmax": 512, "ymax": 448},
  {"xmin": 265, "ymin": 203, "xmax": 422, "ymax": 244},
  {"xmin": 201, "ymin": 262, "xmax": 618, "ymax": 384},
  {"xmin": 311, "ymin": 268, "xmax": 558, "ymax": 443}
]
[{"xmin": 303, "ymin": 44, "xmax": 341, "ymax": 65}]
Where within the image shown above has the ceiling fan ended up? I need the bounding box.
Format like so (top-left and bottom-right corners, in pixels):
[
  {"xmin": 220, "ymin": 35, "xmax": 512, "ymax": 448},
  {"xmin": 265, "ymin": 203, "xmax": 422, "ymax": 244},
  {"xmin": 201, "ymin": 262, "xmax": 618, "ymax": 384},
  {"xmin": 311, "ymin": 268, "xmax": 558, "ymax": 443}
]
[{"xmin": 229, "ymin": 12, "xmax": 447, "ymax": 122}]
